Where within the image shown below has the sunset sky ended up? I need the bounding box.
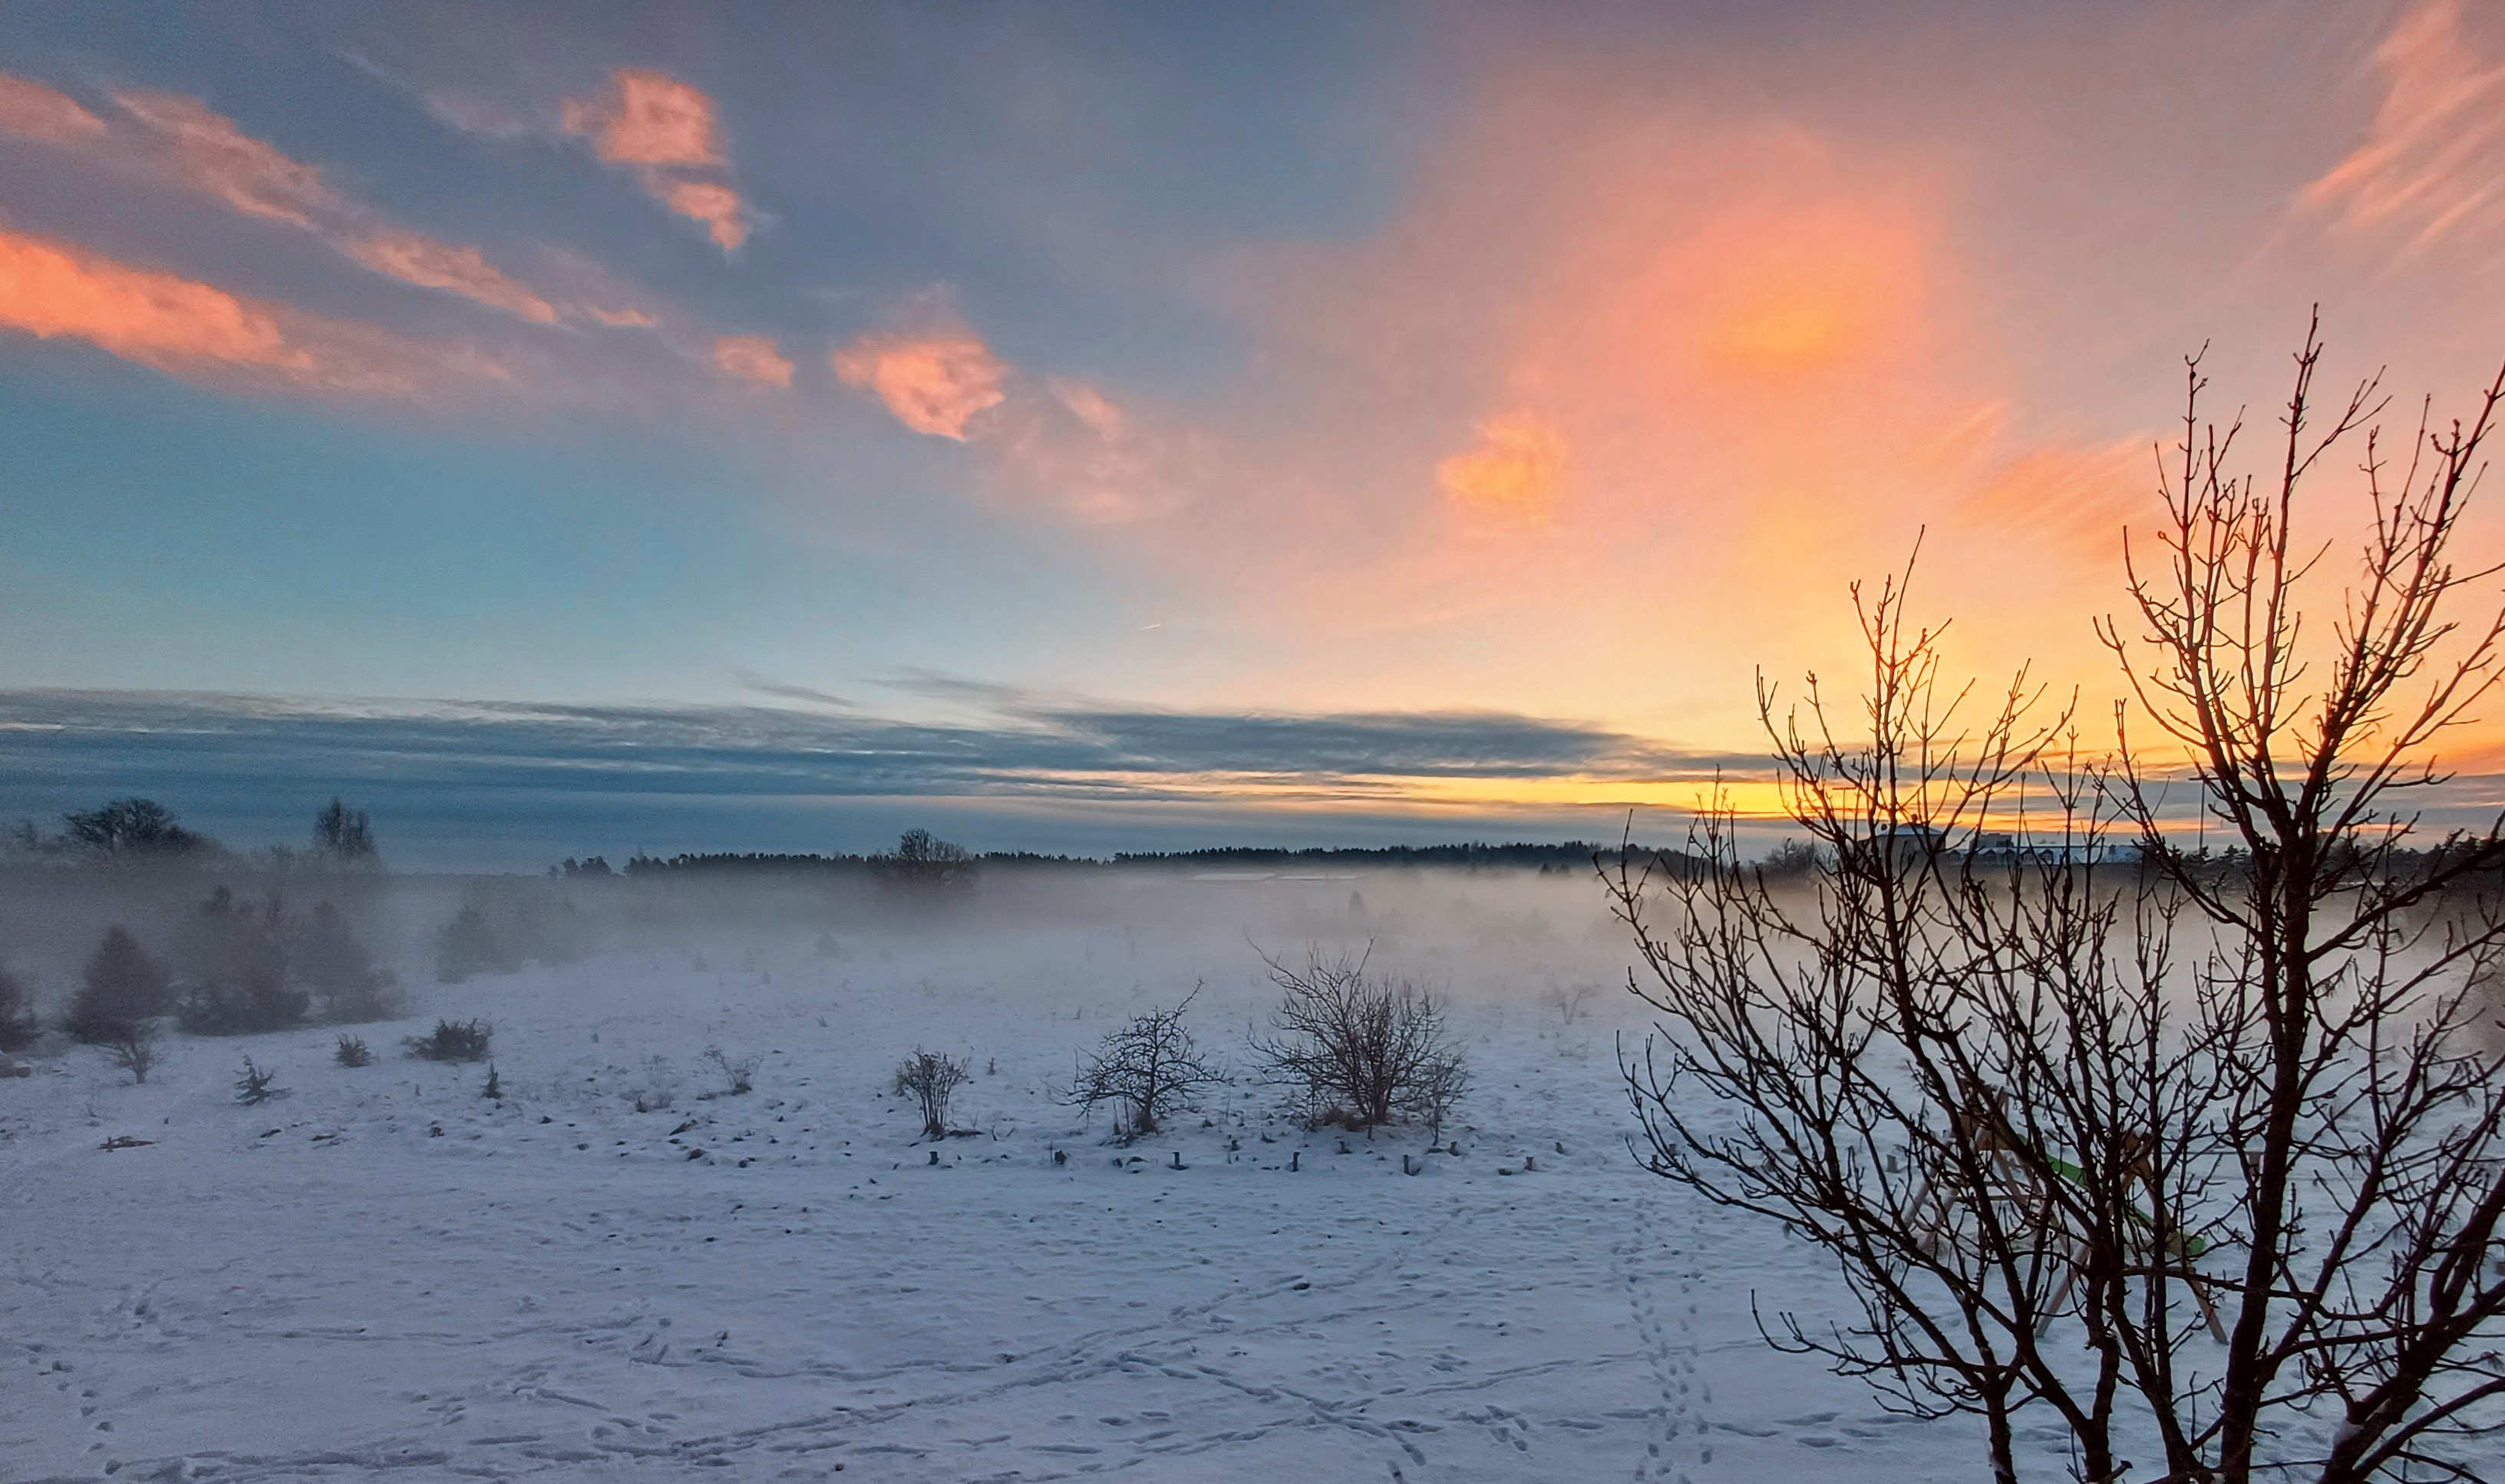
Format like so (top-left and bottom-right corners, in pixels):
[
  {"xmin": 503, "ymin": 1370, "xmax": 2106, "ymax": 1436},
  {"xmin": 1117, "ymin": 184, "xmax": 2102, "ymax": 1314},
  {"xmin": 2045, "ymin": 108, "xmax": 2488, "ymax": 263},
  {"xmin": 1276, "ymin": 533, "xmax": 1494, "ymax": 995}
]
[{"xmin": 4, "ymin": 2, "xmax": 2504, "ymax": 865}]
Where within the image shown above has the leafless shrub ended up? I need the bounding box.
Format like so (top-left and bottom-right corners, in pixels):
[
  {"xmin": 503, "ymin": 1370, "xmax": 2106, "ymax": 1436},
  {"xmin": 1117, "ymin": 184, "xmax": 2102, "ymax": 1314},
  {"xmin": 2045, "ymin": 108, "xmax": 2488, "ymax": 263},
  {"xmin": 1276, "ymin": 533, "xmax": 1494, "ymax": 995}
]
[
  {"xmin": 894, "ymin": 1049, "xmax": 972, "ymax": 1139},
  {"xmin": 1540, "ymin": 982, "xmax": 1598, "ymax": 1024},
  {"xmin": 105, "ymin": 1025, "xmax": 160, "ymax": 1084},
  {"xmin": 632, "ymin": 1054, "xmax": 677, "ymax": 1113},
  {"xmin": 1063, "ymin": 986, "xmax": 1223, "ymax": 1139},
  {"xmin": 1755, "ymin": 838, "xmax": 1824, "ymax": 879},
  {"xmin": 702, "ymin": 1046, "xmax": 760, "ymax": 1096},
  {"xmin": 1252, "ymin": 947, "xmax": 1467, "ymax": 1133}
]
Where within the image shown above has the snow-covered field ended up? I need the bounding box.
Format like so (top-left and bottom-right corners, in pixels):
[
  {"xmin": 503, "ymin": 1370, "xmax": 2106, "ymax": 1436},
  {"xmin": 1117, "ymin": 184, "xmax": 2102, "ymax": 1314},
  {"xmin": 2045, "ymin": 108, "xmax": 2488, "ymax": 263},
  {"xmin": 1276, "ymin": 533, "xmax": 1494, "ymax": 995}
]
[{"xmin": 2, "ymin": 871, "xmax": 2008, "ymax": 1482}]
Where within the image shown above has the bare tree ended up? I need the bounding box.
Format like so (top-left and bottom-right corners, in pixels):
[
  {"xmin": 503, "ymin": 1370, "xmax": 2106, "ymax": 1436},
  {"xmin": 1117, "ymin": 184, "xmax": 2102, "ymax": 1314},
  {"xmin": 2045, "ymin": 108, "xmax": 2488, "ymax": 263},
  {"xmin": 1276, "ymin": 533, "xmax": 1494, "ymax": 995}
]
[
  {"xmin": 105, "ymin": 1025, "xmax": 160, "ymax": 1085},
  {"xmin": 1064, "ymin": 986, "xmax": 1224, "ymax": 1139},
  {"xmin": 2096, "ymin": 318, "xmax": 2505, "ymax": 1483},
  {"xmin": 312, "ymin": 796, "xmax": 379, "ymax": 869},
  {"xmin": 1612, "ymin": 320, "xmax": 2505, "ymax": 1484},
  {"xmin": 1612, "ymin": 559, "xmax": 2130, "ymax": 1483},
  {"xmin": 894, "ymin": 1049, "xmax": 972, "ymax": 1139},
  {"xmin": 875, "ymin": 829, "xmax": 977, "ymax": 891},
  {"xmin": 61, "ymin": 798, "xmax": 211, "ymax": 859},
  {"xmin": 1254, "ymin": 947, "xmax": 1467, "ymax": 1133}
]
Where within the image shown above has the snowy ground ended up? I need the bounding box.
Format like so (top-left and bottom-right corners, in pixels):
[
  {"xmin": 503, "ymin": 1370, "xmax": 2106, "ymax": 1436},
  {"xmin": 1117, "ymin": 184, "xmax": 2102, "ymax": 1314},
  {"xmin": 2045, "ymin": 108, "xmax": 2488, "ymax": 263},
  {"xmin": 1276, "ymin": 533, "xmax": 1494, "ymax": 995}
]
[{"xmin": 1, "ymin": 873, "xmax": 2021, "ymax": 1482}]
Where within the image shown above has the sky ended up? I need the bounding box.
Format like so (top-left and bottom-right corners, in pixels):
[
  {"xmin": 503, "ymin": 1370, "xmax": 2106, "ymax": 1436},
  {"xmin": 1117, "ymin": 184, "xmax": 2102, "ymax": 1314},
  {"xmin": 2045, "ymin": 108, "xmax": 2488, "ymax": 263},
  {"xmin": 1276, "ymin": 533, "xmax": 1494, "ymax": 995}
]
[{"xmin": 3, "ymin": 1, "xmax": 2504, "ymax": 867}]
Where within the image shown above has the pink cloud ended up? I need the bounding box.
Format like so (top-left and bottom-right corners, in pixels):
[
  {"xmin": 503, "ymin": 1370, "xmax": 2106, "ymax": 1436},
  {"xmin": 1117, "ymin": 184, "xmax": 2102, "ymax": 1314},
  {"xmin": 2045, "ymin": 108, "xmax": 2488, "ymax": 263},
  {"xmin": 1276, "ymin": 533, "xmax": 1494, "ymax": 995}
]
[
  {"xmin": 0, "ymin": 71, "xmax": 105, "ymax": 142},
  {"xmin": 562, "ymin": 69, "xmax": 749, "ymax": 253},
  {"xmin": 660, "ymin": 179, "xmax": 747, "ymax": 251},
  {"xmin": 1437, "ymin": 413, "xmax": 1568, "ymax": 521},
  {"xmin": 345, "ymin": 232, "xmax": 559, "ymax": 325},
  {"xmin": 832, "ymin": 329, "xmax": 1007, "ymax": 440},
  {"xmin": 713, "ymin": 334, "xmax": 793, "ymax": 387},
  {"xmin": 586, "ymin": 304, "xmax": 658, "ymax": 328},
  {"xmin": 0, "ymin": 226, "xmax": 303, "ymax": 371},
  {"xmin": 110, "ymin": 87, "xmax": 342, "ymax": 228},
  {"xmin": 2302, "ymin": 0, "xmax": 2505, "ymax": 256},
  {"xmin": 0, "ymin": 224, "xmax": 498, "ymax": 396},
  {"xmin": 562, "ymin": 68, "xmax": 721, "ymax": 167}
]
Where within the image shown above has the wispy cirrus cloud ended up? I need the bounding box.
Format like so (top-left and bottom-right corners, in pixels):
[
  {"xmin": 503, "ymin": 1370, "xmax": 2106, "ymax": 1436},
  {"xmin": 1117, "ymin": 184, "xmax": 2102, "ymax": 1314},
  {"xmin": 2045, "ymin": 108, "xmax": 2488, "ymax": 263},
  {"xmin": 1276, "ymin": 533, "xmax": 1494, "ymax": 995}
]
[
  {"xmin": 562, "ymin": 68, "xmax": 750, "ymax": 251},
  {"xmin": 342, "ymin": 232, "xmax": 557, "ymax": 325},
  {"xmin": 0, "ymin": 225, "xmax": 503, "ymax": 395},
  {"xmin": 0, "ymin": 71, "xmax": 573, "ymax": 328},
  {"xmin": 109, "ymin": 87, "xmax": 345, "ymax": 228},
  {"xmin": 2302, "ymin": 0, "xmax": 2505, "ymax": 262},
  {"xmin": 0, "ymin": 71, "xmax": 104, "ymax": 142},
  {"xmin": 712, "ymin": 333, "xmax": 793, "ymax": 387}
]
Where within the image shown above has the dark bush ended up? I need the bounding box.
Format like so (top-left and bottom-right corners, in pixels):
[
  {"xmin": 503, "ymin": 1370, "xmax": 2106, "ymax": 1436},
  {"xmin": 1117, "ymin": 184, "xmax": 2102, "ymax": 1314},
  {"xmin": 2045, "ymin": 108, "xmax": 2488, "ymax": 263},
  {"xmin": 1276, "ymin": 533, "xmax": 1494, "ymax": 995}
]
[
  {"xmin": 295, "ymin": 902, "xmax": 401, "ymax": 1022},
  {"xmin": 510, "ymin": 892, "xmax": 591, "ymax": 966},
  {"xmin": 65, "ymin": 926, "xmax": 172, "ymax": 1043},
  {"xmin": 434, "ymin": 905, "xmax": 517, "ymax": 984},
  {"xmin": 0, "ymin": 965, "xmax": 36, "ymax": 1052},
  {"xmin": 334, "ymin": 1034, "xmax": 371, "ymax": 1067},
  {"xmin": 404, "ymin": 1017, "xmax": 492, "ymax": 1062},
  {"xmin": 174, "ymin": 888, "xmax": 307, "ymax": 1036},
  {"xmin": 233, "ymin": 1056, "xmax": 279, "ymax": 1105}
]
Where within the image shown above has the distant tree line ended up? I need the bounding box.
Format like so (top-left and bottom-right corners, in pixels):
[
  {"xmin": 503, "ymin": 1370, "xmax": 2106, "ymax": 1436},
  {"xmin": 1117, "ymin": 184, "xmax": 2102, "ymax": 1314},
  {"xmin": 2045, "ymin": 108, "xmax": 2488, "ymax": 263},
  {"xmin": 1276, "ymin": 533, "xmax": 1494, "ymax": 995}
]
[
  {"xmin": 560, "ymin": 836, "xmax": 1686, "ymax": 877},
  {"xmin": 1110, "ymin": 842, "xmax": 1672, "ymax": 870},
  {"xmin": 6, "ymin": 794, "xmax": 381, "ymax": 872}
]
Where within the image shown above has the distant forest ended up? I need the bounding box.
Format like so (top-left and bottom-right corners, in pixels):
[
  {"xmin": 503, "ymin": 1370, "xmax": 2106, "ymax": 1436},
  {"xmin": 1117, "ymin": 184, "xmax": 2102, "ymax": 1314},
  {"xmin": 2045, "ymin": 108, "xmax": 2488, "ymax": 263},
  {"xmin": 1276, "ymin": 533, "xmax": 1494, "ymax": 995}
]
[{"xmin": 558, "ymin": 839, "xmax": 1669, "ymax": 879}]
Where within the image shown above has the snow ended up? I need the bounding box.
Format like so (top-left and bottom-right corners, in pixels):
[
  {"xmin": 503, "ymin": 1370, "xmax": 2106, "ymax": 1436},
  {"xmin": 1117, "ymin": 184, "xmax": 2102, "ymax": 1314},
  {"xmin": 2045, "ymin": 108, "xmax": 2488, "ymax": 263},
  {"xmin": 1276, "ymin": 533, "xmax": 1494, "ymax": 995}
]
[{"xmin": 2, "ymin": 872, "xmax": 2008, "ymax": 1482}]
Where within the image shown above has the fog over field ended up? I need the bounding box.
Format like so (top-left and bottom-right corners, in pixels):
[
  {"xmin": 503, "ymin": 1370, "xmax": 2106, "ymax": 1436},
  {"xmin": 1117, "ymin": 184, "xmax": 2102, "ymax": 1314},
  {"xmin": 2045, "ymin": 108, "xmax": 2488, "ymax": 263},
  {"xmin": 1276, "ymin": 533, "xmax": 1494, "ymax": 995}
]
[
  {"xmin": 8, "ymin": 2, "xmax": 2505, "ymax": 1479},
  {"xmin": 0, "ymin": 859, "xmax": 1959, "ymax": 1482}
]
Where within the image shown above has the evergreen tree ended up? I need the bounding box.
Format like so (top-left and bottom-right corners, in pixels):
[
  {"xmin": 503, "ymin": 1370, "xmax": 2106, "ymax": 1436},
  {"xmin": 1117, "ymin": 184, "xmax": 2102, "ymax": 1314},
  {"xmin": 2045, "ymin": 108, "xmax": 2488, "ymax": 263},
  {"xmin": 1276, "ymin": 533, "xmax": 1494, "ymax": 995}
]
[
  {"xmin": 293, "ymin": 902, "xmax": 397, "ymax": 1021},
  {"xmin": 174, "ymin": 888, "xmax": 306, "ymax": 1035},
  {"xmin": 64, "ymin": 926, "xmax": 170, "ymax": 1042}
]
